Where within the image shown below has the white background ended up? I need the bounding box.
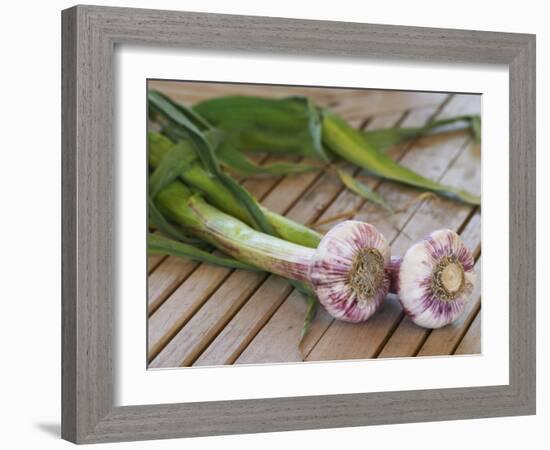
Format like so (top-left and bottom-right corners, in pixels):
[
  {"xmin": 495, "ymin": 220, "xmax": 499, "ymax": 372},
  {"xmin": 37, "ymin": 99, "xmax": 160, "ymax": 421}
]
[
  {"xmin": 117, "ymin": 49, "xmax": 509, "ymax": 405},
  {"xmin": 0, "ymin": 0, "xmax": 546, "ymax": 449}
]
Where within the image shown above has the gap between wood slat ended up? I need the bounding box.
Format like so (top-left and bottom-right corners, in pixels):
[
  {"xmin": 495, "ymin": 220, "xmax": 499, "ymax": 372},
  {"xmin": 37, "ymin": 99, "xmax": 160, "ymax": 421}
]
[
  {"xmin": 191, "ymin": 279, "xmax": 296, "ymax": 366},
  {"xmin": 147, "ymin": 254, "xmax": 166, "ymax": 274},
  {"xmin": 147, "ymin": 266, "xmax": 237, "ymax": 362},
  {"xmin": 453, "ymin": 309, "xmax": 482, "ymax": 355},
  {"xmin": 392, "ymin": 136, "xmax": 474, "ymax": 240},
  {"xmin": 451, "ymin": 304, "xmax": 481, "ymax": 355}
]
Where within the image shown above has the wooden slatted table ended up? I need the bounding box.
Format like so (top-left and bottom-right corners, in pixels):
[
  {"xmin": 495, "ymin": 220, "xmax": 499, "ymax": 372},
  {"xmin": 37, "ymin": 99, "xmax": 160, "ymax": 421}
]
[{"xmin": 147, "ymin": 81, "xmax": 482, "ymax": 368}]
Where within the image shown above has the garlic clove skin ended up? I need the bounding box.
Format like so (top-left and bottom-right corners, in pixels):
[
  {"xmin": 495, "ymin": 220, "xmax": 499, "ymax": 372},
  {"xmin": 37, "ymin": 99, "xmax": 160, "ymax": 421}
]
[
  {"xmin": 397, "ymin": 229, "xmax": 476, "ymax": 329},
  {"xmin": 309, "ymin": 220, "xmax": 391, "ymax": 323},
  {"xmin": 388, "ymin": 255, "xmax": 402, "ymax": 295}
]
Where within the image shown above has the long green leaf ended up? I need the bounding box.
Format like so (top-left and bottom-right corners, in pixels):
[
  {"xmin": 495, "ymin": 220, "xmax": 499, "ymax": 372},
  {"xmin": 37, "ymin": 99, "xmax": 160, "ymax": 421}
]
[
  {"xmin": 193, "ymin": 96, "xmax": 330, "ymax": 159},
  {"xmin": 151, "ymin": 93, "xmax": 325, "ymax": 333},
  {"xmin": 336, "ymin": 169, "xmax": 393, "ymax": 212},
  {"xmin": 148, "ymin": 90, "xmax": 276, "ymax": 235},
  {"xmin": 148, "ymin": 132, "xmax": 248, "ymax": 220},
  {"xmin": 363, "ymin": 127, "xmax": 426, "ymax": 152},
  {"xmin": 148, "ymin": 132, "xmax": 323, "ymax": 247},
  {"xmin": 322, "ymin": 111, "xmax": 480, "ymax": 205},
  {"xmin": 262, "ymin": 210, "xmax": 321, "ymax": 248},
  {"xmin": 148, "ymin": 196, "xmax": 206, "ymax": 246},
  {"xmin": 149, "ymin": 141, "xmax": 197, "ymax": 197},
  {"xmin": 216, "ymin": 142, "xmax": 320, "ymax": 176},
  {"xmin": 219, "ymin": 171, "xmax": 276, "ymax": 234},
  {"xmin": 148, "ymin": 130, "xmax": 176, "ymax": 166},
  {"xmin": 150, "ymin": 89, "xmax": 212, "ymax": 130},
  {"xmin": 206, "ymin": 125, "xmax": 321, "ymax": 177},
  {"xmin": 471, "ymin": 115, "xmax": 481, "ymax": 143},
  {"xmin": 299, "ymin": 96, "xmax": 331, "ymax": 162},
  {"xmin": 300, "ymin": 294, "xmax": 318, "ymax": 343},
  {"xmin": 363, "ymin": 115, "xmax": 479, "ymax": 152},
  {"xmin": 148, "ymin": 90, "xmax": 218, "ymax": 171},
  {"xmin": 148, "ymin": 233, "xmax": 258, "ymax": 271},
  {"xmin": 288, "ymin": 278, "xmax": 317, "ymax": 333}
]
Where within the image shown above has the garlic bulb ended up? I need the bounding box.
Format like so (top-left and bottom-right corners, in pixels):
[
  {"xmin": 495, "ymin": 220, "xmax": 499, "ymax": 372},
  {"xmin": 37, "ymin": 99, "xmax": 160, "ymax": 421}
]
[
  {"xmin": 310, "ymin": 221, "xmax": 391, "ymax": 322},
  {"xmin": 391, "ymin": 229, "xmax": 476, "ymax": 328}
]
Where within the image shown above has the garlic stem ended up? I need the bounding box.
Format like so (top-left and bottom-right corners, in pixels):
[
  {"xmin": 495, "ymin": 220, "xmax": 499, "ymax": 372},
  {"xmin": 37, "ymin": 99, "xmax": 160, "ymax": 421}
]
[
  {"xmin": 148, "ymin": 132, "xmax": 322, "ymax": 247},
  {"xmin": 155, "ymin": 182, "xmax": 391, "ymax": 322}
]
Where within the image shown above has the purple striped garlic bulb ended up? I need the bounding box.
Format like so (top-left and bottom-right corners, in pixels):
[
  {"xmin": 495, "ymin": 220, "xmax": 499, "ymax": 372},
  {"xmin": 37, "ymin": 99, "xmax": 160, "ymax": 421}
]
[
  {"xmin": 390, "ymin": 229, "xmax": 476, "ymax": 329},
  {"xmin": 310, "ymin": 220, "xmax": 391, "ymax": 322}
]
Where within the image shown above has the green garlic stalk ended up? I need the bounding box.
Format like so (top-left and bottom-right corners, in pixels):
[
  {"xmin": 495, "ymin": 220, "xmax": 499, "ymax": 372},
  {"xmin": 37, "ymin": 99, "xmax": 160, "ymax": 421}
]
[
  {"xmin": 155, "ymin": 182, "xmax": 391, "ymax": 323},
  {"xmin": 149, "ymin": 132, "xmax": 322, "ymax": 248}
]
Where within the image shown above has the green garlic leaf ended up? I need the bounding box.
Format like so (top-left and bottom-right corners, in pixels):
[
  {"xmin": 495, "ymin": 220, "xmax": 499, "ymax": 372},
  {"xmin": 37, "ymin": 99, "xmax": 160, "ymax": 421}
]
[
  {"xmin": 300, "ymin": 295, "xmax": 318, "ymax": 343},
  {"xmin": 149, "ymin": 142, "xmax": 197, "ymax": 197},
  {"xmin": 193, "ymin": 96, "xmax": 331, "ymax": 160},
  {"xmin": 148, "ymin": 196, "xmax": 205, "ymax": 246},
  {"xmin": 336, "ymin": 169, "xmax": 393, "ymax": 212},
  {"xmin": 363, "ymin": 114, "xmax": 480, "ymax": 152},
  {"xmin": 216, "ymin": 142, "xmax": 320, "ymax": 177},
  {"xmin": 148, "ymin": 233, "xmax": 258, "ymax": 271},
  {"xmin": 149, "ymin": 90, "xmax": 276, "ymax": 235},
  {"xmin": 322, "ymin": 110, "xmax": 480, "ymax": 205}
]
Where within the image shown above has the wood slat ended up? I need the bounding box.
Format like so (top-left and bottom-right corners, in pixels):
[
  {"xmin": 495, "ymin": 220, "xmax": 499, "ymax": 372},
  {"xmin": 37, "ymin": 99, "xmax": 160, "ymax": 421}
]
[
  {"xmin": 238, "ymin": 95, "xmax": 479, "ymax": 365},
  {"xmin": 233, "ymin": 288, "xmax": 335, "ymax": 364},
  {"xmin": 147, "ymin": 254, "xmax": 166, "ymax": 274},
  {"xmin": 454, "ymin": 311, "xmax": 482, "ymax": 355},
  {"xmin": 147, "ymin": 258, "xmax": 199, "ymax": 315},
  {"xmin": 147, "ymin": 263, "xmax": 231, "ymax": 360},
  {"xmin": 330, "ymin": 90, "xmax": 445, "ymax": 120},
  {"xmin": 149, "ymin": 270, "xmax": 269, "ymax": 367},
  {"xmin": 353, "ymin": 95, "xmax": 481, "ymax": 245},
  {"xmin": 148, "ymin": 80, "xmax": 361, "ymax": 106},
  {"xmin": 194, "ymin": 276, "xmax": 294, "ymax": 366}
]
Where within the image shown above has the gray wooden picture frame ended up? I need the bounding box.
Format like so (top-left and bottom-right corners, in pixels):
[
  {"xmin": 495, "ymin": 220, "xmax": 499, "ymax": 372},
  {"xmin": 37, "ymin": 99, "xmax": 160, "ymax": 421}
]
[{"xmin": 61, "ymin": 4, "xmax": 536, "ymax": 444}]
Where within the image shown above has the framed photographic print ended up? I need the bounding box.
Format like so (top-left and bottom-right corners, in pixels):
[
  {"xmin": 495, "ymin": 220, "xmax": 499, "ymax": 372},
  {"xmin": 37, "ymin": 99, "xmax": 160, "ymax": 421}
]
[{"xmin": 61, "ymin": 4, "xmax": 536, "ymax": 444}]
